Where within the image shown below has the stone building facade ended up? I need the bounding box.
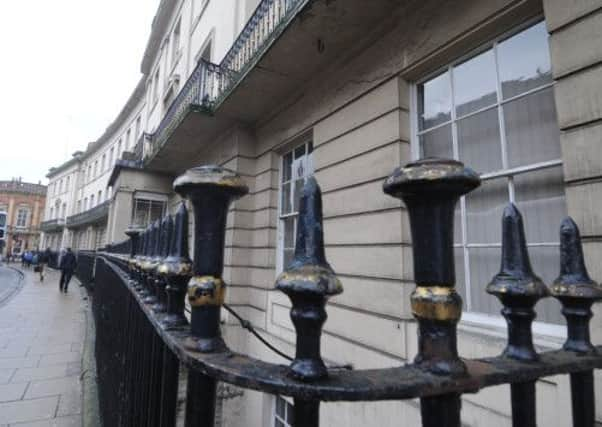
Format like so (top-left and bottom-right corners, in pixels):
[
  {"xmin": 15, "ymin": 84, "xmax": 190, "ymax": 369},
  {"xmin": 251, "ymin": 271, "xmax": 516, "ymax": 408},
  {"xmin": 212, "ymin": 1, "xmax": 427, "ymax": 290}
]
[
  {"xmin": 0, "ymin": 179, "xmax": 46, "ymax": 257},
  {"xmin": 46, "ymin": 0, "xmax": 602, "ymax": 425}
]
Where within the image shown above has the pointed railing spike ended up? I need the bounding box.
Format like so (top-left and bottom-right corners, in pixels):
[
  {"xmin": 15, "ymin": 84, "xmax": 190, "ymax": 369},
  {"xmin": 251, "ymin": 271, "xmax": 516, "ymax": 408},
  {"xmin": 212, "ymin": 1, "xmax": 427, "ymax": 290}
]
[
  {"xmin": 276, "ymin": 177, "xmax": 343, "ymax": 381},
  {"xmin": 487, "ymin": 203, "xmax": 549, "ymax": 361},
  {"xmin": 487, "ymin": 203, "xmax": 549, "ymax": 427},
  {"xmin": 158, "ymin": 201, "xmax": 193, "ymax": 329},
  {"xmin": 551, "ymin": 217, "xmax": 602, "ymax": 353},
  {"xmin": 124, "ymin": 225, "xmax": 142, "ymax": 285},
  {"xmin": 152, "ymin": 215, "xmax": 173, "ymax": 313}
]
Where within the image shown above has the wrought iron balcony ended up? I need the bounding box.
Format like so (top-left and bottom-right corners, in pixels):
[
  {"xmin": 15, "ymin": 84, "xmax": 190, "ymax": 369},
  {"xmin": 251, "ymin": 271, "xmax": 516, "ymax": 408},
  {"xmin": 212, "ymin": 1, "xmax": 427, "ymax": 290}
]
[
  {"xmin": 148, "ymin": 60, "xmax": 231, "ymax": 158},
  {"xmin": 221, "ymin": 0, "xmax": 306, "ymax": 77},
  {"xmin": 40, "ymin": 218, "xmax": 65, "ymax": 233},
  {"xmin": 147, "ymin": 0, "xmax": 307, "ymax": 160},
  {"xmin": 66, "ymin": 200, "xmax": 110, "ymax": 229}
]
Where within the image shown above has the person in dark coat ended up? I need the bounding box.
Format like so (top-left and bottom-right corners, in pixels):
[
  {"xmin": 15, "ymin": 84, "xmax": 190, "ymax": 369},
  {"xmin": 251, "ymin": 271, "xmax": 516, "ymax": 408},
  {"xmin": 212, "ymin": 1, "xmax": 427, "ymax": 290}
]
[{"xmin": 59, "ymin": 248, "xmax": 77, "ymax": 293}]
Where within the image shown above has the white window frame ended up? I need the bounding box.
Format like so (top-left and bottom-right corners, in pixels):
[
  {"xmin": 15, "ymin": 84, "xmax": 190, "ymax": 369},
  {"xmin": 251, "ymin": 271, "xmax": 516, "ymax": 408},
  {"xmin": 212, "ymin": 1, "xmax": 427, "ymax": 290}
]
[
  {"xmin": 276, "ymin": 135, "xmax": 314, "ymax": 274},
  {"xmin": 16, "ymin": 207, "xmax": 30, "ymax": 228},
  {"xmin": 409, "ymin": 19, "xmax": 566, "ymax": 339},
  {"xmin": 272, "ymin": 395, "xmax": 294, "ymax": 427}
]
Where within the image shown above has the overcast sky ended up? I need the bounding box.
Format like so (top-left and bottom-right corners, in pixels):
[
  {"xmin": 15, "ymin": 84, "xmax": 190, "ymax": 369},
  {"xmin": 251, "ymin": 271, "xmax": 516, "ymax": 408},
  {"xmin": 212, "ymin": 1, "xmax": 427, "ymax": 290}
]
[{"xmin": 0, "ymin": 0, "xmax": 160, "ymax": 184}]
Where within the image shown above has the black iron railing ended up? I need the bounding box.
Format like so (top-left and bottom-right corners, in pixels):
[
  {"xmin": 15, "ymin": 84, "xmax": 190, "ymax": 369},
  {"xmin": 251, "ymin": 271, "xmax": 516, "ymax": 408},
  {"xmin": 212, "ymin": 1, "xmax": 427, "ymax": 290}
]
[
  {"xmin": 76, "ymin": 250, "xmax": 96, "ymax": 291},
  {"xmin": 66, "ymin": 201, "xmax": 110, "ymax": 229},
  {"xmin": 149, "ymin": 60, "xmax": 231, "ymax": 157},
  {"xmin": 84, "ymin": 160, "xmax": 602, "ymax": 427},
  {"xmin": 220, "ymin": 0, "xmax": 306, "ymax": 76},
  {"xmin": 40, "ymin": 218, "xmax": 65, "ymax": 233}
]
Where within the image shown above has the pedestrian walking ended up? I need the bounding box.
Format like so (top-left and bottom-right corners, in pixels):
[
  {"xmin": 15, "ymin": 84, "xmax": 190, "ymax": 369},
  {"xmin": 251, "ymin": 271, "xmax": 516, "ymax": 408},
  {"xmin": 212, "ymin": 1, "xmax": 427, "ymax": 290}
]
[
  {"xmin": 59, "ymin": 248, "xmax": 77, "ymax": 293},
  {"xmin": 37, "ymin": 248, "xmax": 51, "ymax": 282}
]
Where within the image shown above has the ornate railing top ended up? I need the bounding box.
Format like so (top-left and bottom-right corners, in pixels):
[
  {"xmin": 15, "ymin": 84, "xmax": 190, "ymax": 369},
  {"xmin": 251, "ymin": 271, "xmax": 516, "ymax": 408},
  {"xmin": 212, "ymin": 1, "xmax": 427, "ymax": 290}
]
[{"xmin": 96, "ymin": 159, "xmax": 602, "ymax": 427}]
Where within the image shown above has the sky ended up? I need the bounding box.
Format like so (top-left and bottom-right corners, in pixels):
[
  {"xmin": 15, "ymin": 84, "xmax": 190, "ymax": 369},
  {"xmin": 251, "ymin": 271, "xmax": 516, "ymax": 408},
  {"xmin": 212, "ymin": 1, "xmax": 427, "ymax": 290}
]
[{"xmin": 0, "ymin": 0, "xmax": 160, "ymax": 184}]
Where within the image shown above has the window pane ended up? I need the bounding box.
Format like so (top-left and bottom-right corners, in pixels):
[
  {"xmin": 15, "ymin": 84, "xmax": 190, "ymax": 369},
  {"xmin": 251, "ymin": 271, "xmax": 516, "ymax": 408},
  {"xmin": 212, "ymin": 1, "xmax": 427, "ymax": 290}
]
[
  {"xmin": 282, "ymin": 152, "xmax": 292, "ymax": 183},
  {"xmin": 419, "ymin": 71, "xmax": 451, "ymax": 130},
  {"xmin": 420, "ymin": 125, "xmax": 452, "ymax": 159},
  {"xmin": 292, "ymin": 155, "xmax": 307, "ymax": 181},
  {"xmin": 293, "ymin": 179, "xmax": 304, "ymax": 212},
  {"xmin": 133, "ymin": 200, "xmax": 150, "ymax": 227},
  {"xmin": 468, "ymin": 247, "xmax": 502, "ymax": 316},
  {"xmin": 276, "ymin": 397, "xmax": 285, "ymax": 417},
  {"xmin": 453, "ymin": 49, "xmax": 497, "ymax": 117},
  {"xmin": 294, "ymin": 144, "xmax": 306, "ymax": 161},
  {"xmin": 454, "ymin": 206, "xmax": 462, "ymax": 244},
  {"xmin": 149, "ymin": 201, "xmax": 164, "ymax": 223},
  {"xmin": 281, "ymin": 182, "xmax": 292, "ymax": 215},
  {"xmin": 454, "ymin": 248, "xmax": 466, "ymax": 305},
  {"xmin": 514, "ymin": 166, "xmax": 566, "ymax": 243},
  {"xmin": 283, "ymin": 249, "xmax": 294, "ymax": 269},
  {"xmin": 504, "ymin": 88, "xmax": 561, "ymax": 168},
  {"xmin": 283, "ymin": 217, "xmax": 295, "ymax": 249},
  {"xmin": 498, "ymin": 22, "xmax": 552, "ymax": 99},
  {"xmin": 466, "ymin": 178, "xmax": 508, "ymax": 244},
  {"xmin": 457, "ymin": 108, "xmax": 502, "ymax": 173},
  {"xmin": 528, "ymin": 246, "xmax": 564, "ymax": 324},
  {"xmin": 286, "ymin": 401, "xmax": 294, "ymax": 423}
]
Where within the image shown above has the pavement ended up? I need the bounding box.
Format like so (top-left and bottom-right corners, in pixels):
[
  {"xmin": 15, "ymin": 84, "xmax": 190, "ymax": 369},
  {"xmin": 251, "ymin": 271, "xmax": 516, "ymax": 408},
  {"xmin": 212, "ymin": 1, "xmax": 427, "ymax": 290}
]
[{"xmin": 0, "ymin": 266, "xmax": 86, "ymax": 427}]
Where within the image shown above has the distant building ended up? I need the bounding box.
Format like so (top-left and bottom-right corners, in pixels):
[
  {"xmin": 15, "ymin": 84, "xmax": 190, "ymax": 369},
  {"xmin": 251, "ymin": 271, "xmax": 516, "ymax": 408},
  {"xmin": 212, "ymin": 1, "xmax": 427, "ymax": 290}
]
[{"xmin": 0, "ymin": 179, "xmax": 46, "ymax": 257}]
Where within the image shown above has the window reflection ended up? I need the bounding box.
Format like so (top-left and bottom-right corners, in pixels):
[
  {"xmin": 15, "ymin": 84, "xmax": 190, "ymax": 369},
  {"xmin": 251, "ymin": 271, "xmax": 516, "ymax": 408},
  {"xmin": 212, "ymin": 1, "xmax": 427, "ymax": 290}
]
[
  {"xmin": 453, "ymin": 49, "xmax": 497, "ymax": 117},
  {"xmin": 498, "ymin": 22, "xmax": 552, "ymax": 99},
  {"xmin": 418, "ymin": 71, "xmax": 451, "ymax": 130}
]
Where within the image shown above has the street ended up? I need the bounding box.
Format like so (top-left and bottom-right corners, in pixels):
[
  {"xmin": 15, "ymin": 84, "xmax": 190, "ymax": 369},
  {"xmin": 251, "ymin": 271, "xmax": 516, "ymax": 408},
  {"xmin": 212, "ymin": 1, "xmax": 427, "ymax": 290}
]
[{"xmin": 0, "ymin": 267, "xmax": 86, "ymax": 426}]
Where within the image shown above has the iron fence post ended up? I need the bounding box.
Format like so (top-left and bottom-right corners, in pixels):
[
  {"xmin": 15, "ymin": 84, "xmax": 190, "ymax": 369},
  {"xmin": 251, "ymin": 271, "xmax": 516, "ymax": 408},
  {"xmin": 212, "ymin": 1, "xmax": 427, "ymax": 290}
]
[
  {"xmin": 174, "ymin": 165, "xmax": 248, "ymax": 426},
  {"xmin": 384, "ymin": 158, "xmax": 481, "ymax": 427}
]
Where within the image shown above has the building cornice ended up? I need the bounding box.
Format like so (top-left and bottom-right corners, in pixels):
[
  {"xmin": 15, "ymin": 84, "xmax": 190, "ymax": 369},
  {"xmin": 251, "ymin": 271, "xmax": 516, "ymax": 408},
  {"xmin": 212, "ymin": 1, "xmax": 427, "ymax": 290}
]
[{"xmin": 141, "ymin": 0, "xmax": 179, "ymax": 75}]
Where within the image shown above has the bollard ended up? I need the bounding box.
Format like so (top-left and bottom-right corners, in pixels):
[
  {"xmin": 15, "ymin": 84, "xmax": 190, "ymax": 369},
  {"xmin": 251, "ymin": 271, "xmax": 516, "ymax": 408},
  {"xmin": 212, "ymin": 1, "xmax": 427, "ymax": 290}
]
[{"xmin": 384, "ymin": 158, "xmax": 480, "ymax": 427}]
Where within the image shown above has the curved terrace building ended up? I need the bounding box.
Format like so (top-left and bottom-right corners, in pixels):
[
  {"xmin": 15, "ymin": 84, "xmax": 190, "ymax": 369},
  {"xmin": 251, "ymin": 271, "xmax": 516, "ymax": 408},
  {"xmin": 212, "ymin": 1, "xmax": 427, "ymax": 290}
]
[{"xmin": 42, "ymin": 0, "xmax": 602, "ymax": 425}]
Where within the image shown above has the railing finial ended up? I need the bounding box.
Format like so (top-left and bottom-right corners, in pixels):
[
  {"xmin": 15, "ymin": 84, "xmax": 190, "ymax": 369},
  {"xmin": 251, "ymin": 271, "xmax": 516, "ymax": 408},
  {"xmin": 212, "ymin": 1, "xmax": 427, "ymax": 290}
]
[
  {"xmin": 125, "ymin": 225, "xmax": 142, "ymax": 285},
  {"xmin": 158, "ymin": 202, "xmax": 193, "ymax": 329},
  {"xmin": 276, "ymin": 177, "xmax": 342, "ymax": 381},
  {"xmin": 174, "ymin": 165, "xmax": 248, "ymax": 353},
  {"xmin": 551, "ymin": 217, "xmax": 602, "ymax": 354},
  {"xmin": 152, "ymin": 214, "xmax": 173, "ymax": 313},
  {"xmin": 487, "ymin": 203, "xmax": 548, "ymax": 361}
]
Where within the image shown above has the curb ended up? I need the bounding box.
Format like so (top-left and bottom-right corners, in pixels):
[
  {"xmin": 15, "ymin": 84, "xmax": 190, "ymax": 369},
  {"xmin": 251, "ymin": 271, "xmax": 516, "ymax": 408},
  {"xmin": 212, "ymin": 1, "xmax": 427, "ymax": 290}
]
[
  {"xmin": 0, "ymin": 265, "xmax": 25, "ymax": 308},
  {"xmin": 79, "ymin": 280, "xmax": 102, "ymax": 427}
]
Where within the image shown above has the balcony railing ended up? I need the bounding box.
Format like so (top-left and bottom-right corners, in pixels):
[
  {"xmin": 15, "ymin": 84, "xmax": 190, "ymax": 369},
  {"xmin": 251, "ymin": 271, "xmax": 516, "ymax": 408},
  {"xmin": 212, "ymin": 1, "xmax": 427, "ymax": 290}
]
[
  {"xmin": 40, "ymin": 218, "xmax": 66, "ymax": 233},
  {"xmin": 148, "ymin": 0, "xmax": 307, "ymax": 158},
  {"xmin": 221, "ymin": 0, "xmax": 305, "ymax": 76},
  {"xmin": 66, "ymin": 201, "xmax": 110, "ymax": 229},
  {"xmin": 148, "ymin": 60, "xmax": 232, "ymax": 157}
]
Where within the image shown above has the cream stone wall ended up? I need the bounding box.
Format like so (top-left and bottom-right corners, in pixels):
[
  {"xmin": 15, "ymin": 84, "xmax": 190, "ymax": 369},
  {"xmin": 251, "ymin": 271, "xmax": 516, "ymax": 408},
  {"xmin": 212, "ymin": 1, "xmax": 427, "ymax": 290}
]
[
  {"xmin": 160, "ymin": 0, "xmax": 602, "ymax": 425},
  {"xmin": 543, "ymin": 0, "xmax": 602, "ymax": 421}
]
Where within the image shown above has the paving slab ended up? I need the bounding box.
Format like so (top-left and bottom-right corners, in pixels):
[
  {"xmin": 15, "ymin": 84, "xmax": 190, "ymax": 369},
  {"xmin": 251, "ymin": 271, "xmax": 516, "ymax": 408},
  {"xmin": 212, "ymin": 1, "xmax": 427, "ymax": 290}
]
[
  {"xmin": 0, "ymin": 383, "xmax": 27, "ymax": 403},
  {"xmin": 0, "ymin": 396, "xmax": 58, "ymax": 424},
  {"xmin": 0, "ymin": 267, "xmax": 86, "ymax": 426}
]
